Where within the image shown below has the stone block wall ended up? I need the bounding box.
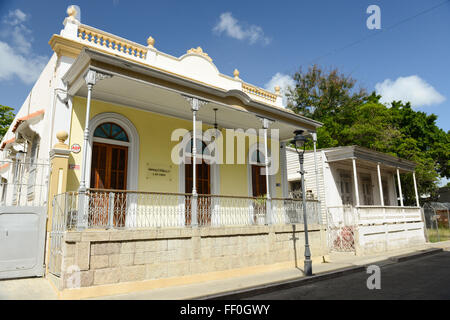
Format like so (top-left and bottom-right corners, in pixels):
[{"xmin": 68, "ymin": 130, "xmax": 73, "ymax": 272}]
[{"xmin": 51, "ymin": 224, "xmax": 327, "ymax": 290}]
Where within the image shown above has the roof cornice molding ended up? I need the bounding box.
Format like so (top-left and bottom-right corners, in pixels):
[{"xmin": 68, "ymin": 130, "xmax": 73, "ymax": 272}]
[{"xmin": 62, "ymin": 48, "xmax": 322, "ymax": 130}]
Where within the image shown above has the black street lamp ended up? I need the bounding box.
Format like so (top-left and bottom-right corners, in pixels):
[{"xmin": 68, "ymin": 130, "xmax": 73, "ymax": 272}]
[{"xmin": 291, "ymin": 129, "xmax": 313, "ymax": 276}]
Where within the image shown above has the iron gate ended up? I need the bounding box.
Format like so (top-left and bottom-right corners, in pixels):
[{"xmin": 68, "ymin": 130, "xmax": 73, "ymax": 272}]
[{"xmin": 0, "ymin": 158, "xmax": 49, "ymax": 279}]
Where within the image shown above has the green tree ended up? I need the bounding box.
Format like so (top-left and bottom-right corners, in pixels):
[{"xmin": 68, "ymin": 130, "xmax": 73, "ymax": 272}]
[
  {"xmin": 0, "ymin": 105, "xmax": 15, "ymax": 140},
  {"xmin": 287, "ymin": 64, "xmax": 368, "ymax": 119},
  {"xmin": 287, "ymin": 65, "xmax": 450, "ymax": 205}
]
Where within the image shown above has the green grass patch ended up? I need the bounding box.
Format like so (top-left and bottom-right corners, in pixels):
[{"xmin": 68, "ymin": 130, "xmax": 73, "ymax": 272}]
[{"xmin": 427, "ymin": 228, "xmax": 450, "ymax": 242}]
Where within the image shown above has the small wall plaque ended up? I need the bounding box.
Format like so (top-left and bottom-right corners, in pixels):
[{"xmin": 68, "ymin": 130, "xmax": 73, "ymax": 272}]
[{"xmin": 71, "ymin": 144, "xmax": 81, "ymax": 154}]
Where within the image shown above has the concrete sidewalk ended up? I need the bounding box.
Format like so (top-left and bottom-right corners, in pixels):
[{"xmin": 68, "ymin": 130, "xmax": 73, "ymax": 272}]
[
  {"xmin": 1, "ymin": 241, "xmax": 449, "ymax": 300},
  {"xmin": 0, "ymin": 277, "xmax": 57, "ymax": 300}
]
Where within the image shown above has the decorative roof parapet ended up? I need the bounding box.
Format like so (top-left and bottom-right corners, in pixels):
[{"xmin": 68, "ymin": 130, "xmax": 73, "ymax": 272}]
[
  {"xmin": 56, "ymin": 7, "xmax": 284, "ymax": 107},
  {"xmin": 186, "ymin": 46, "xmax": 212, "ymax": 62},
  {"xmin": 242, "ymin": 83, "xmax": 278, "ymax": 103},
  {"xmin": 77, "ymin": 24, "xmax": 149, "ymax": 61}
]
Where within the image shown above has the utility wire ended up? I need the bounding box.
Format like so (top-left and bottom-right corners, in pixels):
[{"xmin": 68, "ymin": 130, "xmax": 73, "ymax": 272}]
[{"xmin": 307, "ymin": 0, "xmax": 450, "ymax": 65}]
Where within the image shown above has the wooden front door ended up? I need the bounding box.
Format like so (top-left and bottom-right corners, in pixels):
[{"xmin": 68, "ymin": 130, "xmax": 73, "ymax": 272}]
[
  {"xmin": 251, "ymin": 165, "xmax": 267, "ymax": 223},
  {"xmin": 185, "ymin": 159, "xmax": 211, "ymax": 225},
  {"xmin": 90, "ymin": 142, "xmax": 128, "ymax": 227},
  {"xmin": 251, "ymin": 165, "xmax": 267, "ymax": 197}
]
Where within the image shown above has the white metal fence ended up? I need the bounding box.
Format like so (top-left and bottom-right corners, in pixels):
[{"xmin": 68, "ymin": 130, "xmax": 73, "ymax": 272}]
[
  {"xmin": 51, "ymin": 190, "xmax": 321, "ymax": 231},
  {"xmin": 0, "ymin": 158, "xmax": 49, "ymax": 207},
  {"xmin": 327, "ymin": 205, "xmax": 425, "ymax": 253}
]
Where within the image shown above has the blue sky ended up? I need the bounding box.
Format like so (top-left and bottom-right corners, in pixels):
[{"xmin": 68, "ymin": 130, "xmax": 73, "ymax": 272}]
[{"xmin": 0, "ymin": 2, "xmax": 449, "ymax": 160}]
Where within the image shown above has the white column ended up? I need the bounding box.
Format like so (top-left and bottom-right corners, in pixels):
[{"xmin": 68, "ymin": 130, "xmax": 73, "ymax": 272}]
[
  {"xmin": 280, "ymin": 142, "xmax": 289, "ymax": 198},
  {"xmin": 352, "ymin": 158, "xmax": 360, "ymax": 207},
  {"xmin": 312, "ymin": 133, "xmax": 321, "ymax": 201},
  {"xmin": 183, "ymin": 96, "xmax": 207, "ymax": 227},
  {"xmin": 262, "ymin": 119, "xmax": 271, "ymax": 200},
  {"xmin": 377, "ymin": 163, "xmax": 384, "ymax": 206},
  {"xmin": 79, "ymin": 77, "xmax": 93, "ymax": 193},
  {"xmin": 262, "ymin": 118, "xmax": 273, "ymax": 224},
  {"xmin": 191, "ymin": 99, "xmax": 199, "ymax": 227},
  {"xmin": 413, "ymin": 171, "xmax": 420, "ymax": 207},
  {"xmin": 312, "ymin": 132, "xmax": 322, "ymax": 224},
  {"xmin": 77, "ymin": 70, "xmax": 111, "ymax": 230},
  {"xmin": 396, "ymin": 168, "xmax": 404, "ymax": 207}
]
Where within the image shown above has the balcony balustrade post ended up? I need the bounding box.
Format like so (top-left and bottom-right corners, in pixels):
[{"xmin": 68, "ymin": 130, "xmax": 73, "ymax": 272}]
[{"xmin": 108, "ymin": 192, "xmax": 115, "ymax": 229}]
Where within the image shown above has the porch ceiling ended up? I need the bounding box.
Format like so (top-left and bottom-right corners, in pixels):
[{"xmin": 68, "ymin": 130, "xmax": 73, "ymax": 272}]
[
  {"xmin": 64, "ymin": 48, "xmax": 321, "ymax": 141},
  {"xmin": 74, "ymin": 75, "xmax": 298, "ymax": 140}
]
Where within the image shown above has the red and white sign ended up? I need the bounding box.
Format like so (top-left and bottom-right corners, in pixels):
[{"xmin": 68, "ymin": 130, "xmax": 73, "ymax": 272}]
[{"xmin": 71, "ymin": 144, "xmax": 81, "ymax": 154}]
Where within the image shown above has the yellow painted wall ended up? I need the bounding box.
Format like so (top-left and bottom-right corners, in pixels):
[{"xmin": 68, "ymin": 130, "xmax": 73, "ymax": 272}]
[{"xmin": 67, "ymin": 97, "xmax": 283, "ymax": 197}]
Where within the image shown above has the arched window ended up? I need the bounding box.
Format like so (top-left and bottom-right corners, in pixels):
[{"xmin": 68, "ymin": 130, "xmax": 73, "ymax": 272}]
[
  {"xmin": 185, "ymin": 138, "xmax": 208, "ymax": 155},
  {"xmin": 94, "ymin": 122, "xmax": 129, "ymax": 142}
]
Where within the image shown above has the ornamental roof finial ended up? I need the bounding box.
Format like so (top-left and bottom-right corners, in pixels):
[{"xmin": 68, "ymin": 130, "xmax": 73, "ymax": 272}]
[
  {"xmin": 233, "ymin": 69, "xmax": 240, "ymax": 79},
  {"xmin": 275, "ymin": 85, "xmax": 281, "ymax": 95},
  {"xmin": 147, "ymin": 36, "xmax": 155, "ymax": 48},
  {"xmin": 186, "ymin": 46, "xmax": 212, "ymax": 62},
  {"xmin": 67, "ymin": 5, "xmax": 78, "ymax": 21}
]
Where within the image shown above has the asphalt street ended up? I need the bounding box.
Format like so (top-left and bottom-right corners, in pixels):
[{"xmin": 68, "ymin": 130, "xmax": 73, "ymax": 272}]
[{"xmin": 241, "ymin": 251, "xmax": 450, "ymax": 300}]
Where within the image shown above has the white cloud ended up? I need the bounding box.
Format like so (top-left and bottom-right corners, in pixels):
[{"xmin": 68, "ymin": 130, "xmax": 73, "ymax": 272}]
[
  {"xmin": 3, "ymin": 9, "xmax": 27, "ymax": 26},
  {"xmin": 265, "ymin": 73, "xmax": 295, "ymax": 107},
  {"xmin": 0, "ymin": 42, "xmax": 47, "ymax": 84},
  {"xmin": 375, "ymin": 75, "xmax": 445, "ymax": 107},
  {"xmin": 0, "ymin": 9, "xmax": 47, "ymax": 84},
  {"xmin": 213, "ymin": 12, "xmax": 271, "ymax": 45}
]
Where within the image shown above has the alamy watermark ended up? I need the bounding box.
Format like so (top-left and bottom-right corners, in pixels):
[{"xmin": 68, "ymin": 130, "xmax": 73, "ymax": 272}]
[
  {"xmin": 366, "ymin": 265, "xmax": 381, "ymax": 290},
  {"xmin": 170, "ymin": 121, "xmax": 280, "ymax": 175},
  {"xmin": 66, "ymin": 264, "xmax": 81, "ymax": 289},
  {"xmin": 367, "ymin": 5, "xmax": 381, "ymax": 30}
]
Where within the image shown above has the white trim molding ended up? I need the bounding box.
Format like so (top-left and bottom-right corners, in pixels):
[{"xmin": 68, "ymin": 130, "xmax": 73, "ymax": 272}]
[{"xmin": 85, "ymin": 112, "xmax": 139, "ymax": 191}]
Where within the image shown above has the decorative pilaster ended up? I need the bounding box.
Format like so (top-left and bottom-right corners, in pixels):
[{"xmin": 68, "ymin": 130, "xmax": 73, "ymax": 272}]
[
  {"xmin": 47, "ymin": 131, "xmax": 71, "ymax": 230},
  {"xmin": 46, "ymin": 131, "xmax": 70, "ymax": 274}
]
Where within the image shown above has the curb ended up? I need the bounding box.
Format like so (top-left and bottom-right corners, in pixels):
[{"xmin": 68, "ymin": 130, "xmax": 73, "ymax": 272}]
[
  {"xmin": 198, "ymin": 265, "xmax": 365, "ymax": 300},
  {"xmin": 388, "ymin": 247, "xmax": 443, "ymax": 263},
  {"xmin": 198, "ymin": 247, "xmax": 445, "ymax": 300}
]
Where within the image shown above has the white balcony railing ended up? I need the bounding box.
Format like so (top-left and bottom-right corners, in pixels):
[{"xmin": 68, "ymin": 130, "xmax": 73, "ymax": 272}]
[{"xmin": 51, "ymin": 190, "xmax": 321, "ymax": 232}]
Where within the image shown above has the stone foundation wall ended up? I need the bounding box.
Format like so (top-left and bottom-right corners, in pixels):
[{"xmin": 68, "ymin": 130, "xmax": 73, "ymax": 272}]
[{"xmin": 51, "ymin": 224, "xmax": 327, "ymax": 290}]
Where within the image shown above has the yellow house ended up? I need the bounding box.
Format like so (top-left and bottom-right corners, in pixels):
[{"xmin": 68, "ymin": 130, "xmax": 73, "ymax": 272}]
[{"xmin": 0, "ymin": 7, "xmax": 327, "ymax": 297}]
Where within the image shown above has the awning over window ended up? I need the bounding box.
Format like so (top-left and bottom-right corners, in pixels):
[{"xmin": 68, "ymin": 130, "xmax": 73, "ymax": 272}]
[
  {"xmin": 0, "ymin": 138, "xmax": 15, "ymax": 151},
  {"xmin": 12, "ymin": 109, "xmax": 45, "ymax": 134}
]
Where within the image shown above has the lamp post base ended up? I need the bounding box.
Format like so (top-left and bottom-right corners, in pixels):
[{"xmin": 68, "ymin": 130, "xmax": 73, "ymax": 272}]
[{"xmin": 304, "ymin": 259, "xmax": 313, "ymax": 276}]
